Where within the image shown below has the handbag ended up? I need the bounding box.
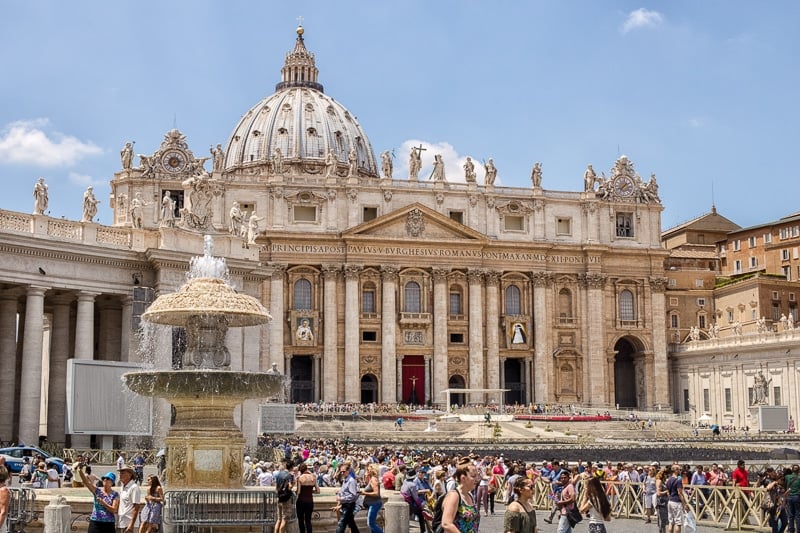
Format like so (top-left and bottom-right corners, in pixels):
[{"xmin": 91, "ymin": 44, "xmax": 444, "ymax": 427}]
[{"xmin": 567, "ymin": 505, "xmax": 584, "ymax": 527}]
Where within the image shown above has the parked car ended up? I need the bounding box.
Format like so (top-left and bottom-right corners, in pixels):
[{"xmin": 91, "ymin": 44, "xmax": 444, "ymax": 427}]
[{"xmin": 0, "ymin": 446, "xmax": 65, "ymax": 474}]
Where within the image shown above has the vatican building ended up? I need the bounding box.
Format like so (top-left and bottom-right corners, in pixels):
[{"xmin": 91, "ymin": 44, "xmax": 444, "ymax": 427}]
[{"xmin": 0, "ymin": 27, "xmax": 672, "ymax": 447}]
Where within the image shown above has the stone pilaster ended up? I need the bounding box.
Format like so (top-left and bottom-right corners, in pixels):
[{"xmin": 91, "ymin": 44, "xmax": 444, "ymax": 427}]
[
  {"xmin": 19, "ymin": 285, "xmax": 49, "ymax": 445},
  {"xmin": 321, "ymin": 264, "xmax": 340, "ymax": 402},
  {"xmin": 485, "ymin": 270, "xmax": 501, "ymax": 403},
  {"xmin": 431, "ymin": 267, "xmax": 449, "ymax": 406},
  {"xmin": 344, "ymin": 264, "xmax": 362, "ymax": 403},
  {"xmin": 531, "ymin": 271, "xmax": 552, "ymax": 402},
  {"xmin": 71, "ymin": 290, "xmax": 98, "ymax": 448},
  {"xmin": 313, "ymin": 354, "xmax": 322, "ymax": 403},
  {"xmin": 47, "ymin": 295, "xmax": 72, "ymax": 444},
  {"xmin": 268, "ymin": 264, "xmax": 286, "ymax": 373},
  {"xmin": 396, "ymin": 355, "xmax": 404, "ymax": 403},
  {"xmin": 120, "ymin": 296, "xmax": 133, "ymax": 362},
  {"xmin": 0, "ymin": 291, "xmax": 21, "ymax": 441},
  {"xmin": 524, "ymin": 357, "xmax": 533, "ymax": 404},
  {"xmin": 424, "ymin": 355, "xmax": 432, "ymax": 404},
  {"xmin": 580, "ymin": 273, "xmax": 607, "ymax": 405},
  {"xmin": 649, "ymin": 276, "xmax": 669, "ymax": 407},
  {"xmin": 467, "ymin": 269, "xmax": 484, "ymax": 394},
  {"xmin": 380, "ymin": 266, "xmax": 398, "ymax": 404}
]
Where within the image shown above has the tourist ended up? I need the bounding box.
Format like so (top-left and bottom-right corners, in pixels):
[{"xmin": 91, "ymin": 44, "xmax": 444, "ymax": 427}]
[
  {"xmin": 132, "ymin": 453, "xmax": 145, "ymax": 484},
  {"xmin": 579, "ymin": 472, "xmax": 612, "ymax": 533},
  {"xmin": 401, "ymin": 469, "xmax": 426, "ymax": 533},
  {"xmin": 275, "ymin": 459, "xmax": 295, "ymax": 533},
  {"xmin": 32, "ymin": 462, "xmax": 49, "ymax": 488},
  {"xmin": 785, "ymin": 464, "xmax": 800, "ymax": 533},
  {"xmin": 45, "ymin": 462, "xmax": 60, "ymax": 488},
  {"xmin": 644, "ymin": 464, "xmax": 657, "ymax": 523},
  {"xmin": 360, "ymin": 464, "xmax": 383, "ymax": 533},
  {"xmin": 295, "ymin": 462, "xmax": 319, "ymax": 533},
  {"xmin": 475, "ymin": 466, "xmax": 490, "ymax": 516},
  {"xmin": 763, "ymin": 468, "xmax": 787, "ymax": 533},
  {"xmin": 555, "ymin": 470, "xmax": 577, "ymax": 533},
  {"xmin": 504, "ymin": 476, "xmax": 537, "ymax": 533},
  {"xmin": 440, "ymin": 458, "xmax": 480, "ymax": 532},
  {"xmin": 0, "ymin": 466, "xmax": 10, "ymax": 533},
  {"xmin": 80, "ymin": 467, "xmax": 119, "ymax": 533},
  {"xmin": 138, "ymin": 475, "xmax": 163, "ymax": 533},
  {"xmin": 655, "ymin": 466, "xmax": 670, "ymax": 533},
  {"xmin": 335, "ymin": 462, "xmax": 360, "ymax": 533},
  {"xmin": 118, "ymin": 466, "xmax": 143, "ymax": 533},
  {"xmin": 666, "ymin": 464, "xmax": 689, "ymax": 533}
]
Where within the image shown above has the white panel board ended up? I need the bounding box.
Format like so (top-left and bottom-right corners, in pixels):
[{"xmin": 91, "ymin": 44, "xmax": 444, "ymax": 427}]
[
  {"xmin": 759, "ymin": 405, "xmax": 790, "ymax": 432},
  {"xmin": 259, "ymin": 403, "xmax": 296, "ymax": 434}
]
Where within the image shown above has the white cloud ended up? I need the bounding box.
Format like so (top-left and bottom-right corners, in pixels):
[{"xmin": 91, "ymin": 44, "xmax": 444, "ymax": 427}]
[
  {"xmin": 392, "ymin": 139, "xmax": 502, "ymax": 185},
  {"xmin": 621, "ymin": 8, "xmax": 664, "ymax": 34},
  {"xmin": 0, "ymin": 119, "xmax": 102, "ymax": 167},
  {"xmin": 68, "ymin": 171, "xmax": 104, "ymax": 187}
]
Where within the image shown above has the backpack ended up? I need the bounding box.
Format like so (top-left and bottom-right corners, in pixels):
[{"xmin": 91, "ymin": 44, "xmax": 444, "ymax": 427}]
[
  {"xmin": 276, "ymin": 475, "xmax": 293, "ymax": 502},
  {"xmin": 430, "ymin": 490, "xmax": 452, "ymax": 533}
]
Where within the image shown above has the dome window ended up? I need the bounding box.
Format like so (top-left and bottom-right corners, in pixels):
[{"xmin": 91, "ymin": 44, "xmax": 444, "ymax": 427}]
[
  {"xmin": 260, "ymin": 106, "xmax": 270, "ymax": 114},
  {"xmin": 327, "ymin": 105, "xmax": 335, "ymax": 115},
  {"xmin": 282, "ymin": 103, "xmax": 292, "ymax": 112},
  {"xmin": 307, "ymin": 127, "xmax": 317, "ymax": 136},
  {"xmin": 305, "ymin": 103, "xmax": 314, "ymax": 112},
  {"xmin": 278, "ymin": 128, "xmax": 288, "ymax": 135},
  {"xmin": 252, "ymin": 130, "xmax": 261, "ymax": 137}
]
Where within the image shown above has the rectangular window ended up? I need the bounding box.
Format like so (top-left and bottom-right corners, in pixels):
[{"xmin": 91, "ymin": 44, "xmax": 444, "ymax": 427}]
[
  {"xmin": 733, "ymin": 239, "xmax": 741, "ymax": 251},
  {"xmin": 727, "ymin": 310, "xmax": 734, "ymax": 322},
  {"xmin": 449, "ymin": 333, "xmax": 464, "ymax": 344},
  {"xmin": 362, "ymin": 206, "xmax": 378, "ymax": 222},
  {"xmin": 669, "ymin": 297, "xmax": 679, "ymax": 306},
  {"xmin": 671, "ymin": 314, "xmax": 679, "ymax": 328},
  {"xmin": 449, "ymin": 292, "xmax": 462, "ymax": 316},
  {"xmin": 504, "ymin": 215, "xmax": 524, "ymax": 231},
  {"xmin": 695, "ymin": 279, "xmax": 704, "ymax": 288},
  {"xmin": 785, "ymin": 266, "xmax": 792, "ymax": 281},
  {"xmin": 683, "ymin": 389, "xmax": 690, "ymax": 412},
  {"xmin": 697, "ymin": 298, "xmax": 706, "ymax": 307},
  {"xmin": 783, "ymin": 249, "xmax": 791, "ymax": 260},
  {"xmin": 750, "ymin": 257, "xmax": 758, "ymax": 268},
  {"xmin": 362, "ymin": 290, "xmax": 375, "ymax": 313},
  {"xmin": 724, "ymin": 388, "xmax": 732, "ymax": 412},
  {"xmin": 748, "ymin": 236, "xmax": 757, "ymax": 248},
  {"xmin": 556, "ymin": 217, "xmax": 571, "ymax": 235},
  {"xmin": 615, "ymin": 213, "xmax": 634, "ymax": 238},
  {"xmin": 773, "ymin": 291, "xmax": 780, "ymax": 300},
  {"xmin": 748, "ymin": 387, "xmax": 755, "ymax": 406},
  {"xmin": 699, "ymin": 315, "xmax": 706, "ymax": 329},
  {"xmin": 449, "ymin": 210, "xmax": 464, "ymax": 224},
  {"xmin": 774, "ymin": 386, "xmax": 781, "ymax": 406},
  {"xmin": 773, "ymin": 303, "xmax": 781, "ymax": 320},
  {"xmin": 764, "ymin": 233, "xmax": 772, "ymax": 244},
  {"xmin": 790, "ymin": 293, "xmax": 796, "ymax": 302},
  {"xmin": 668, "ymin": 279, "xmax": 677, "ymax": 287},
  {"xmin": 734, "ymin": 260, "xmax": 742, "ymax": 273},
  {"xmin": 703, "ymin": 388, "xmax": 710, "ymax": 412},
  {"xmin": 361, "ymin": 331, "xmax": 377, "ymax": 342},
  {"xmin": 294, "ymin": 205, "xmax": 317, "ymax": 222}
]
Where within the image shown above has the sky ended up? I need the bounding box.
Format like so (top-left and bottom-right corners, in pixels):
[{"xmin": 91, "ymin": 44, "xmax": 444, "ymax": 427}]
[{"xmin": 1, "ymin": 1, "xmax": 798, "ymax": 231}]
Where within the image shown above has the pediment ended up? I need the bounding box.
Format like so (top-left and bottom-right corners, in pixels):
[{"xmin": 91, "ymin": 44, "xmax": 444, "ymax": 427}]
[{"xmin": 343, "ymin": 203, "xmax": 487, "ymax": 243}]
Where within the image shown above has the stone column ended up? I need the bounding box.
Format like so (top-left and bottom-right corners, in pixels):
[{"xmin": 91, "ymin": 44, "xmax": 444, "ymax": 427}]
[
  {"xmin": 580, "ymin": 273, "xmax": 607, "ymax": 406},
  {"xmin": 485, "ymin": 271, "xmax": 501, "ymax": 403},
  {"xmin": 649, "ymin": 277, "xmax": 670, "ymax": 407},
  {"xmin": 19, "ymin": 285, "xmax": 49, "ymax": 445},
  {"xmin": 431, "ymin": 268, "xmax": 448, "ymax": 406},
  {"xmin": 424, "ymin": 355, "xmax": 432, "ymax": 404},
  {"xmin": 313, "ymin": 354, "xmax": 321, "ymax": 402},
  {"xmin": 344, "ymin": 264, "xmax": 362, "ymax": 403},
  {"xmin": 380, "ymin": 266, "xmax": 398, "ymax": 404},
  {"xmin": 120, "ymin": 296, "xmax": 133, "ymax": 362},
  {"xmin": 47, "ymin": 295, "xmax": 72, "ymax": 444},
  {"xmin": 71, "ymin": 291, "xmax": 98, "ymax": 448},
  {"xmin": 96, "ymin": 299, "xmax": 121, "ymax": 361},
  {"xmin": 467, "ymin": 269, "xmax": 484, "ymax": 394},
  {"xmin": 322, "ymin": 265, "xmax": 340, "ymax": 402},
  {"xmin": 499, "ymin": 357, "xmax": 506, "ymax": 396},
  {"xmin": 0, "ymin": 291, "xmax": 20, "ymax": 442},
  {"xmin": 396, "ymin": 355, "xmax": 404, "ymax": 403},
  {"xmin": 524, "ymin": 357, "xmax": 533, "ymax": 404},
  {"xmin": 531, "ymin": 272, "xmax": 551, "ymax": 402},
  {"xmin": 268, "ymin": 264, "xmax": 286, "ymax": 372}
]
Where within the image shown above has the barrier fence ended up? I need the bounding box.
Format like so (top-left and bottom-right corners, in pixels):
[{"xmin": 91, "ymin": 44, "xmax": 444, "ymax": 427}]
[
  {"xmin": 163, "ymin": 489, "xmax": 287, "ymax": 533},
  {"xmin": 7, "ymin": 487, "xmax": 37, "ymax": 533}
]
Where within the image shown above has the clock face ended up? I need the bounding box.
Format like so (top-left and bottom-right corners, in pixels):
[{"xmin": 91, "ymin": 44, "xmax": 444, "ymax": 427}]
[
  {"xmin": 161, "ymin": 150, "xmax": 187, "ymax": 173},
  {"xmin": 614, "ymin": 176, "xmax": 635, "ymax": 197}
]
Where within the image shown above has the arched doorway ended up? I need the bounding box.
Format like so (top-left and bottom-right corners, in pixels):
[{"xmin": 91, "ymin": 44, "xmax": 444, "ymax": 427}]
[
  {"xmin": 360, "ymin": 374, "xmax": 378, "ymax": 404},
  {"xmin": 503, "ymin": 359, "xmax": 524, "ymax": 405},
  {"xmin": 290, "ymin": 355, "xmax": 313, "ymax": 403},
  {"xmin": 613, "ymin": 338, "xmax": 638, "ymax": 408},
  {"xmin": 448, "ymin": 375, "xmax": 466, "ymax": 406}
]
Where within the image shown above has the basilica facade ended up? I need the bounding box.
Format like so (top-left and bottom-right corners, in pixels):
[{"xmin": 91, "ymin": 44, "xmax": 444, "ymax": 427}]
[{"xmin": 0, "ymin": 27, "xmax": 669, "ymax": 446}]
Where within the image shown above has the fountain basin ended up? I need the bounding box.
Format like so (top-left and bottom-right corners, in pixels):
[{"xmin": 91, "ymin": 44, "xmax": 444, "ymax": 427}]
[{"xmin": 123, "ymin": 369, "xmax": 284, "ymax": 399}]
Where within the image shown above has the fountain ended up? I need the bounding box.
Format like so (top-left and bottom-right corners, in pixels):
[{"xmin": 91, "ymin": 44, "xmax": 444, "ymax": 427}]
[{"xmin": 123, "ymin": 235, "xmax": 282, "ymax": 489}]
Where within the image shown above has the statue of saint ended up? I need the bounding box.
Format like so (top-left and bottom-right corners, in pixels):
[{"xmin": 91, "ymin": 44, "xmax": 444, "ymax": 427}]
[
  {"xmin": 229, "ymin": 201, "xmax": 243, "ymax": 235},
  {"xmin": 273, "ymin": 148, "xmax": 284, "ymax": 175},
  {"xmin": 484, "ymin": 158, "xmax": 497, "ymax": 185},
  {"xmin": 295, "ymin": 318, "xmax": 314, "ymax": 341},
  {"xmin": 129, "ymin": 192, "xmax": 148, "ymax": 228},
  {"xmin": 324, "ymin": 149, "xmax": 338, "ymax": 178},
  {"xmin": 583, "ymin": 164, "xmax": 597, "ymax": 192},
  {"xmin": 246, "ymin": 213, "xmax": 263, "ymax": 246},
  {"xmin": 348, "ymin": 148, "xmax": 358, "ymax": 177},
  {"xmin": 160, "ymin": 191, "xmax": 175, "ymax": 227},
  {"xmin": 531, "ymin": 162, "xmax": 543, "ymax": 188},
  {"xmin": 431, "ymin": 154, "xmax": 445, "ymax": 181},
  {"xmin": 120, "ymin": 142, "xmax": 134, "ymax": 170},
  {"xmin": 381, "ymin": 151, "xmax": 393, "ymax": 179},
  {"xmin": 753, "ymin": 371, "xmax": 772, "ymax": 405},
  {"xmin": 33, "ymin": 177, "xmax": 48, "ymax": 215},
  {"xmin": 81, "ymin": 186, "xmax": 100, "ymax": 223},
  {"xmin": 210, "ymin": 144, "xmax": 225, "ymax": 173},
  {"xmin": 463, "ymin": 157, "xmax": 476, "ymax": 183},
  {"xmin": 408, "ymin": 146, "xmax": 422, "ymax": 180},
  {"xmin": 780, "ymin": 314, "xmax": 789, "ymax": 330}
]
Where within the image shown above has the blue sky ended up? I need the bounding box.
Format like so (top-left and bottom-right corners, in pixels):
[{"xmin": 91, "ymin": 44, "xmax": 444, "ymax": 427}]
[{"xmin": 1, "ymin": 1, "xmax": 797, "ymax": 230}]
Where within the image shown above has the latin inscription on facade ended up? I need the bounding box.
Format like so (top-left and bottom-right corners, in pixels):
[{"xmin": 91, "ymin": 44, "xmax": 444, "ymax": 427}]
[{"xmin": 404, "ymin": 330, "xmax": 425, "ymax": 344}]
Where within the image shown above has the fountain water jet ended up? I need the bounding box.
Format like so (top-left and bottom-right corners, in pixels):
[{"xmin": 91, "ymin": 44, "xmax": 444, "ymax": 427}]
[{"xmin": 123, "ymin": 235, "xmax": 282, "ymax": 489}]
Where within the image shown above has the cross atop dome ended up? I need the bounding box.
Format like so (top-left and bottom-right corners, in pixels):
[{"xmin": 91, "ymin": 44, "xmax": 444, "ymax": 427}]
[{"xmin": 276, "ymin": 23, "xmax": 323, "ymax": 92}]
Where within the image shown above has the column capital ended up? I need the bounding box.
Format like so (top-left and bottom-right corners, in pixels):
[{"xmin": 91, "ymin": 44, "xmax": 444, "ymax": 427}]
[
  {"xmin": 76, "ymin": 290, "xmax": 99, "ymax": 303},
  {"xmin": 344, "ymin": 264, "xmax": 363, "ymax": 280},
  {"xmin": 27, "ymin": 285, "xmax": 51, "ymax": 297},
  {"xmin": 467, "ymin": 268, "xmax": 484, "ymax": 284},
  {"xmin": 530, "ymin": 271, "xmax": 552, "ymax": 288},
  {"xmin": 381, "ymin": 266, "xmax": 399, "ymax": 281},
  {"xmin": 267, "ymin": 262, "xmax": 287, "ymax": 278},
  {"xmin": 51, "ymin": 293, "xmax": 75, "ymax": 306},
  {"xmin": 322, "ymin": 263, "xmax": 342, "ymax": 279},
  {"xmin": 484, "ymin": 270, "xmax": 501, "ymax": 285},
  {"xmin": 579, "ymin": 272, "xmax": 607, "ymax": 289},
  {"xmin": 649, "ymin": 276, "xmax": 669, "ymax": 292},
  {"xmin": 431, "ymin": 267, "xmax": 449, "ymax": 282}
]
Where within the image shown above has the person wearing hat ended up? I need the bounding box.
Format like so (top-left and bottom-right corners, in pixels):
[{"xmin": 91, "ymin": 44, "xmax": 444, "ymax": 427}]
[
  {"xmin": 117, "ymin": 466, "xmax": 143, "ymax": 533},
  {"xmin": 79, "ymin": 466, "xmax": 119, "ymax": 533}
]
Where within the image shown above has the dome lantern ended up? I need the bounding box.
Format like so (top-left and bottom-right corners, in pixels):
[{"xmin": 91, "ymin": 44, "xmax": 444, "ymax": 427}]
[{"xmin": 275, "ymin": 25, "xmax": 323, "ymax": 93}]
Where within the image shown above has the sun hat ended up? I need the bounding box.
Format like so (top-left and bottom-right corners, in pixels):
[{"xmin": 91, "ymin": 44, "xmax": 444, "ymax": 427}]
[{"xmin": 101, "ymin": 472, "xmax": 117, "ymax": 484}]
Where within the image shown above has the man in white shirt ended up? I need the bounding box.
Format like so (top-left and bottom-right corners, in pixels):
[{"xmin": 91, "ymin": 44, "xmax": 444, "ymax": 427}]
[{"xmin": 117, "ymin": 466, "xmax": 143, "ymax": 533}]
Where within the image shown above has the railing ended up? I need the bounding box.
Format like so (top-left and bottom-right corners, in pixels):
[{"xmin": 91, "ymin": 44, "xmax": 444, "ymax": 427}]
[
  {"xmin": 532, "ymin": 478, "xmax": 773, "ymax": 531},
  {"xmin": 7, "ymin": 488, "xmax": 37, "ymax": 533},
  {"xmin": 164, "ymin": 489, "xmax": 289, "ymax": 533}
]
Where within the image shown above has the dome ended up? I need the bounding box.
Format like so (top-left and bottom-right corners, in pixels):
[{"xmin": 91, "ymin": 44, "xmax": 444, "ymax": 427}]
[{"xmin": 223, "ymin": 26, "xmax": 379, "ymax": 178}]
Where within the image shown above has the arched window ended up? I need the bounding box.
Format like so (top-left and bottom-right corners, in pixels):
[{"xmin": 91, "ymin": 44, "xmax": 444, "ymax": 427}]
[
  {"xmin": 293, "ymin": 279, "xmax": 312, "ymax": 310},
  {"xmin": 404, "ymin": 281, "xmax": 421, "ymax": 313},
  {"xmin": 505, "ymin": 285, "xmax": 521, "ymax": 315},
  {"xmin": 558, "ymin": 288, "xmax": 573, "ymax": 319},
  {"xmin": 619, "ymin": 289, "xmax": 635, "ymax": 321}
]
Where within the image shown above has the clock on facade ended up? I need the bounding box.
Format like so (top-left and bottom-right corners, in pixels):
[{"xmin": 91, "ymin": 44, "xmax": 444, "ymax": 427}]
[
  {"xmin": 161, "ymin": 150, "xmax": 187, "ymax": 174},
  {"xmin": 613, "ymin": 175, "xmax": 635, "ymax": 197}
]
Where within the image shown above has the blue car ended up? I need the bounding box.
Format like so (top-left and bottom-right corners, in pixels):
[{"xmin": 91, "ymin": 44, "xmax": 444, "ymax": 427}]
[{"xmin": 0, "ymin": 446, "xmax": 65, "ymax": 475}]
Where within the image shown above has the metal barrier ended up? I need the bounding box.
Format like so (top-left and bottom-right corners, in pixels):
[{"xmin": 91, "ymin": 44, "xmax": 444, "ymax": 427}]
[
  {"xmin": 164, "ymin": 490, "xmax": 290, "ymax": 533},
  {"xmin": 7, "ymin": 488, "xmax": 37, "ymax": 533}
]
